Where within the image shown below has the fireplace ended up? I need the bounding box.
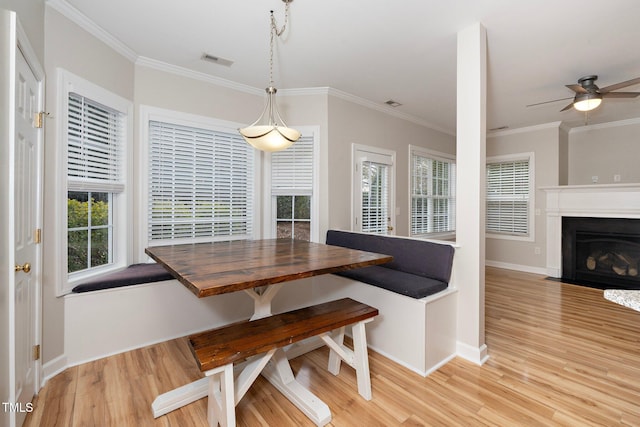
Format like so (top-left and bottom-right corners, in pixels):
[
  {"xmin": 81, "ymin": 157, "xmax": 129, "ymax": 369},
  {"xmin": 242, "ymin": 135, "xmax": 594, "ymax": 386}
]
[{"xmin": 562, "ymin": 217, "xmax": 640, "ymax": 289}]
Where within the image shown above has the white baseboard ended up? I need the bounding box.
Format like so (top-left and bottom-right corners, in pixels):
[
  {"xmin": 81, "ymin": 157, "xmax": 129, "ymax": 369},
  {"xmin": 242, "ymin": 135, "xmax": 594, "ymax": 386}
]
[
  {"xmin": 41, "ymin": 354, "xmax": 68, "ymax": 387},
  {"xmin": 485, "ymin": 260, "xmax": 548, "ymax": 276},
  {"xmin": 456, "ymin": 342, "xmax": 489, "ymax": 366}
]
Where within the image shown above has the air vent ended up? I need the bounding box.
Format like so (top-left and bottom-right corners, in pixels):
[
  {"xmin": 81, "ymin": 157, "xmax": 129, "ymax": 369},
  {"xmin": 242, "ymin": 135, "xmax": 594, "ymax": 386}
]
[
  {"xmin": 385, "ymin": 100, "xmax": 402, "ymax": 107},
  {"xmin": 201, "ymin": 53, "xmax": 234, "ymax": 67}
]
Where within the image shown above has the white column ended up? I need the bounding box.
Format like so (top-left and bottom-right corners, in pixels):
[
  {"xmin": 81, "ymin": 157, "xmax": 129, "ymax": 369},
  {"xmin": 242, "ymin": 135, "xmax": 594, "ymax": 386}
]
[{"xmin": 455, "ymin": 22, "xmax": 488, "ymax": 364}]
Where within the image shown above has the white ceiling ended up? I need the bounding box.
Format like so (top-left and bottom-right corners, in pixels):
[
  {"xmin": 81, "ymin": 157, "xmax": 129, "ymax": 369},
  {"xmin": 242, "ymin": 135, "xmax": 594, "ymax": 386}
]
[{"xmin": 61, "ymin": 0, "xmax": 640, "ymax": 135}]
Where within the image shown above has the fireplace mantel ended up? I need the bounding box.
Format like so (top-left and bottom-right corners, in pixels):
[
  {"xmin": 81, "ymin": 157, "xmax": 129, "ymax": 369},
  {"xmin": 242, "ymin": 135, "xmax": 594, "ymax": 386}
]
[{"xmin": 542, "ymin": 184, "xmax": 640, "ymax": 277}]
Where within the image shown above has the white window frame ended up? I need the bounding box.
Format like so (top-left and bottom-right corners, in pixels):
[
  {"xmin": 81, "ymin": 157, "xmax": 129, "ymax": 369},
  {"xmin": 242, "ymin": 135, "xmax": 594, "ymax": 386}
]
[
  {"xmin": 139, "ymin": 106, "xmax": 260, "ymax": 256},
  {"xmin": 408, "ymin": 146, "xmax": 456, "ymax": 239},
  {"xmin": 486, "ymin": 152, "xmax": 535, "ymax": 242},
  {"xmin": 263, "ymin": 126, "xmax": 320, "ymax": 242},
  {"xmin": 56, "ymin": 69, "xmax": 133, "ymax": 295},
  {"xmin": 351, "ymin": 144, "xmax": 396, "ymax": 235}
]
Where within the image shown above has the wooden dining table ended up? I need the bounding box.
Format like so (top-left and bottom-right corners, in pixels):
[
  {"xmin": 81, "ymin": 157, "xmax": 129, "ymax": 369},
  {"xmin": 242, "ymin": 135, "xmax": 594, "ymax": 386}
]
[{"xmin": 145, "ymin": 238, "xmax": 392, "ymax": 425}]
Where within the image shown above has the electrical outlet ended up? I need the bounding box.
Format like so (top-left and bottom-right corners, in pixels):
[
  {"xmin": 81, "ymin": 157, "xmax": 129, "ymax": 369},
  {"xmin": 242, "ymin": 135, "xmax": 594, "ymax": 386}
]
[
  {"xmin": 534, "ymin": 247, "xmax": 541, "ymax": 255},
  {"xmin": 614, "ymin": 174, "xmax": 621, "ymax": 182},
  {"xmin": 592, "ymin": 175, "xmax": 599, "ymax": 183}
]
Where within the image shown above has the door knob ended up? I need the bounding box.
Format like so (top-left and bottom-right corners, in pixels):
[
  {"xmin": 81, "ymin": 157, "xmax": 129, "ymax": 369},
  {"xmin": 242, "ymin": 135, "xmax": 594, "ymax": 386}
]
[{"xmin": 15, "ymin": 263, "xmax": 31, "ymax": 273}]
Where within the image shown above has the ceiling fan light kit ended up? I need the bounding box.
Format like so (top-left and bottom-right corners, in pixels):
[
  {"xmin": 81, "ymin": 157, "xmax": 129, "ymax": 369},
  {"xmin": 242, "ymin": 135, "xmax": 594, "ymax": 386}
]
[
  {"xmin": 573, "ymin": 92, "xmax": 602, "ymax": 112},
  {"xmin": 239, "ymin": 0, "xmax": 301, "ymax": 152},
  {"xmin": 529, "ymin": 75, "xmax": 640, "ymax": 114},
  {"xmin": 563, "ymin": 75, "xmax": 640, "ymax": 113}
]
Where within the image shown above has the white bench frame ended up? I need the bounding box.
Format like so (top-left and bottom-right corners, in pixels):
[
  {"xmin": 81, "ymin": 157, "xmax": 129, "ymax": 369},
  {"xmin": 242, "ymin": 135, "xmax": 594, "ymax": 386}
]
[{"xmin": 204, "ymin": 319, "xmax": 375, "ymax": 427}]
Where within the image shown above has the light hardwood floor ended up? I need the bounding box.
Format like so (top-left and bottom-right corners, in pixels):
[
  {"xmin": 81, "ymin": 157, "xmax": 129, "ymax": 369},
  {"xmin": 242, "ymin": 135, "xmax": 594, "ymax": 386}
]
[{"xmin": 25, "ymin": 267, "xmax": 640, "ymax": 426}]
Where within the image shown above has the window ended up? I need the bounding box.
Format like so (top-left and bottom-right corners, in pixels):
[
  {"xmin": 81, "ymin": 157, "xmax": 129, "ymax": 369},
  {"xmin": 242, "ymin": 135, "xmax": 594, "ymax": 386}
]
[
  {"xmin": 486, "ymin": 153, "xmax": 534, "ymax": 239},
  {"xmin": 147, "ymin": 119, "xmax": 255, "ymax": 245},
  {"xmin": 410, "ymin": 147, "xmax": 456, "ymax": 237},
  {"xmin": 353, "ymin": 145, "xmax": 395, "ymax": 235},
  {"xmin": 361, "ymin": 161, "xmax": 389, "ymax": 234},
  {"xmin": 66, "ymin": 94, "xmax": 123, "ymax": 273},
  {"xmin": 271, "ymin": 134, "xmax": 315, "ymax": 241},
  {"xmin": 58, "ymin": 69, "xmax": 132, "ymax": 294}
]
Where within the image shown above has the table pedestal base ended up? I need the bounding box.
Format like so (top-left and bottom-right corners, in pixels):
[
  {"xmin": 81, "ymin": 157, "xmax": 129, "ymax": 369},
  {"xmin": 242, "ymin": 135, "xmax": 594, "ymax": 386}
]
[{"xmin": 261, "ymin": 349, "xmax": 331, "ymax": 426}]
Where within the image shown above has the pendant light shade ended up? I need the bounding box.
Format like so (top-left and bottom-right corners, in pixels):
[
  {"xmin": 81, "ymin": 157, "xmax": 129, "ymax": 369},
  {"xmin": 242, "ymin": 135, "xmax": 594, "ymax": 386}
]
[
  {"xmin": 239, "ymin": 86, "xmax": 301, "ymax": 152},
  {"xmin": 239, "ymin": 0, "xmax": 300, "ymax": 152}
]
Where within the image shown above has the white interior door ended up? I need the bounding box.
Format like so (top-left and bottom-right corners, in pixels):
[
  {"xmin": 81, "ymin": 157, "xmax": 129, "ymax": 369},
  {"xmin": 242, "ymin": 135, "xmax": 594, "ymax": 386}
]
[
  {"xmin": 1, "ymin": 11, "xmax": 43, "ymax": 427},
  {"xmin": 13, "ymin": 43, "xmax": 42, "ymax": 427},
  {"xmin": 352, "ymin": 145, "xmax": 395, "ymax": 235}
]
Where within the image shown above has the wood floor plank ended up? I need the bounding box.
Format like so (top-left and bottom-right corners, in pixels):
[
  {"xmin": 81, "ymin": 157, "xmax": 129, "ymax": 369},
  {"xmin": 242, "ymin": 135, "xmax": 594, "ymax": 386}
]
[{"xmin": 24, "ymin": 267, "xmax": 640, "ymax": 426}]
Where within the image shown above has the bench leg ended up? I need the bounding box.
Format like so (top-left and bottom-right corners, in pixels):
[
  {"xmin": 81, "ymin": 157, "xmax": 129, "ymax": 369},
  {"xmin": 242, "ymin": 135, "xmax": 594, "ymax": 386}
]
[
  {"xmin": 320, "ymin": 319, "xmax": 373, "ymax": 401},
  {"xmin": 206, "ymin": 364, "xmax": 235, "ymax": 427},
  {"xmin": 352, "ymin": 321, "xmax": 372, "ymax": 401},
  {"xmin": 327, "ymin": 327, "xmax": 345, "ymax": 375}
]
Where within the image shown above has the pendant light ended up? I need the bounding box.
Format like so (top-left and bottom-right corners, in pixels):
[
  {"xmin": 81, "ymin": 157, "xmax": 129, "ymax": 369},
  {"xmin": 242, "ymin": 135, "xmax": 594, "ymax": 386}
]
[{"xmin": 239, "ymin": 0, "xmax": 300, "ymax": 152}]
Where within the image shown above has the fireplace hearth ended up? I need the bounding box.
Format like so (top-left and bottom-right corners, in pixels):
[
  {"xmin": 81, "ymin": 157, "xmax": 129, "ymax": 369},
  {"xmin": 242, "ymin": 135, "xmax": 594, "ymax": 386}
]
[{"xmin": 562, "ymin": 217, "xmax": 640, "ymax": 289}]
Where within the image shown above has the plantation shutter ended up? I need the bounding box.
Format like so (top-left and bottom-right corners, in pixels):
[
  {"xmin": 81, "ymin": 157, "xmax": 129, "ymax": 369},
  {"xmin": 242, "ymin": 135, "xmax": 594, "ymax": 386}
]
[
  {"xmin": 361, "ymin": 161, "xmax": 389, "ymax": 234},
  {"xmin": 67, "ymin": 93, "xmax": 124, "ymax": 192},
  {"xmin": 271, "ymin": 135, "xmax": 313, "ymax": 196},
  {"xmin": 486, "ymin": 159, "xmax": 530, "ymax": 235},
  {"xmin": 148, "ymin": 121, "xmax": 254, "ymax": 243}
]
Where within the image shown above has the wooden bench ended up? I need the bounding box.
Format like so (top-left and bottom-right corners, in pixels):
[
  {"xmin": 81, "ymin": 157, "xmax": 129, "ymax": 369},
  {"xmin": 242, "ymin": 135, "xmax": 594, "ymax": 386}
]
[{"xmin": 188, "ymin": 298, "xmax": 379, "ymax": 427}]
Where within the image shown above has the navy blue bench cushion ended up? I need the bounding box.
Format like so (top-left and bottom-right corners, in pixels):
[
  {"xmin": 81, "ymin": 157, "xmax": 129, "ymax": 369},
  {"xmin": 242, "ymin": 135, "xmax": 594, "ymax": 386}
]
[
  {"xmin": 326, "ymin": 230, "xmax": 454, "ymax": 284},
  {"xmin": 338, "ymin": 265, "xmax": 448, "ymax": 299},
  {"xmin": 72, "ymin": 263, "xmax": 174, "ymax": 293}
]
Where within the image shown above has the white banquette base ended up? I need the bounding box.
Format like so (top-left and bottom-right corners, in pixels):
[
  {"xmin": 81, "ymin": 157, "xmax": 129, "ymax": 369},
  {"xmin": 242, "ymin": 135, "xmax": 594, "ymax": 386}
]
[
  {"xmin": 55, "ymin": 268, "xmax": 457, "ymax": 384},
  {"xmin": 310, "ymin": 274, "xmax": 458, "ymax": 377},
  {"xmin": 62, "ymin": 278, "xmax": 318, "ymax": 369}
]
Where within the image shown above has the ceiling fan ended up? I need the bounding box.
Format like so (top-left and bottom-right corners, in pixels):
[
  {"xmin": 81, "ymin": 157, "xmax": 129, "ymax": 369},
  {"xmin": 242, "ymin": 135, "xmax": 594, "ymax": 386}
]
[{"xmin": 527, "ymin": 75, "xmax": 640, "ymax": 112}]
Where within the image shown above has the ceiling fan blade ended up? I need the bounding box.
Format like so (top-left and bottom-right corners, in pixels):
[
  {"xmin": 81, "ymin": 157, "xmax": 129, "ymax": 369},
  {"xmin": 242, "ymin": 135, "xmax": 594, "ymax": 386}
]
[
  {"xmin": 566, "ymin": 84, "xmax": 587, "ymax": 94},
  {"xmin": 602, "ymin": 91, "xmax": 640, "ymax": 98},
  {"xmin": 599, "ymin": 77, "xmax": 640, "ymax": 93},
  {"xmin": 560, "ymin": 102, "xmax": 574, "ymax": 112},
  {"xmin": 526, "ymin": 96, "xmax": 573, "ymax": 107}
]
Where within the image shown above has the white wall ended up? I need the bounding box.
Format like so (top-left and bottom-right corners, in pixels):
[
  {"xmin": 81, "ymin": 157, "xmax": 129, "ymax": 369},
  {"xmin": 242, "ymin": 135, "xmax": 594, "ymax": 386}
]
[
  {"xmin": 486, "ymin": 123, "xmax": 561, "ymax": 272},
  {"xmin": 485, "ymin": 118, "xmax": 640, "ymax": 272},
  {"xmin": 326, "ymin": 94, "xmax": 456, "ymax": 237},
  {"xmin": 568, "ymin": 119, "xmax": 640, "ymax": 185},
  {"xmin": 42, "ymin": 6, "xmax": 135, "ymax": 365},
  {"xmin": 0, "ymin": 0, "xmax": 44, "ymax": 61}
]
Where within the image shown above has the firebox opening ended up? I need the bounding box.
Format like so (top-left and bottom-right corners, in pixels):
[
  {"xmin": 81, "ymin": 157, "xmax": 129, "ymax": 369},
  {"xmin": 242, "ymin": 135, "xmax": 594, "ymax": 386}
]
[{"xmin": 562, "ymin": 217, "xmax": 640, "ymax": 290}]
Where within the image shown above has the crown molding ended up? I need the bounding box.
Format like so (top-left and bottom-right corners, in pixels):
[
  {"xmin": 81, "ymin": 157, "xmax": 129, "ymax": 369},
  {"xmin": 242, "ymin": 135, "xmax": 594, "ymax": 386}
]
[
  {"xmin": 44, "ymin": 0, "xmax": 454, "ymax": 136},
  {"xmin": 135, "ymin": 57, "xmax": 263, "ymax": 96},
  {"xmin": 280, "ymin": 87, "xmax": 331, "ymax": 97},
  {"xmin": 487, "ymin": 121, "xmax": 562, "ymax": 138},
  {"xmin": 326, "ymin": 88, "xmax": 455, "ymax": 136},
  {"xmin": 568, "ymin": 116, "xmax": 640, "ymax": 134},
  {"xmin": 46, "ymin": 0, "xmax": 138, "ymax": 62}
]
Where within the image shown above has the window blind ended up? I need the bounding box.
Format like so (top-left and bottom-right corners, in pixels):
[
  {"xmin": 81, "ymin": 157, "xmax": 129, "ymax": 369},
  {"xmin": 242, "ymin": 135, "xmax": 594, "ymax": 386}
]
[
  {"xmin": 410, "ymin": 152, "xmax": 456, "ymax": 235},
  {"xmin": 361, "ymin": 161, "xmax": 389, "ymax": 235},
  {"xmin": 67, "ymin": 93, "xmax": 124, "ymax": 192},
  {"xmin": 148, "ymin": 121, "xmax": 254, "ymax": 242},
  {"xmin": 271, "ymin": 135, "xmax": 313, "ymax": 196},
  {"xmin": 486, "ymin": 159, "xmax": 530, "ymax": 235}
]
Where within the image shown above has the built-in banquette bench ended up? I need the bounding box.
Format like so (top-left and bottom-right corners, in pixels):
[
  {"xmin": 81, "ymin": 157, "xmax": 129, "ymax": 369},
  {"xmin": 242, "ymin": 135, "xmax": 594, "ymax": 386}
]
[
  {"xmin": 71, "ymin": 263, "xmax": 174, "ymax": 293},
  {"xmin": 314, "ymin": 230, "xmax": 458, "ymax": 376}
]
